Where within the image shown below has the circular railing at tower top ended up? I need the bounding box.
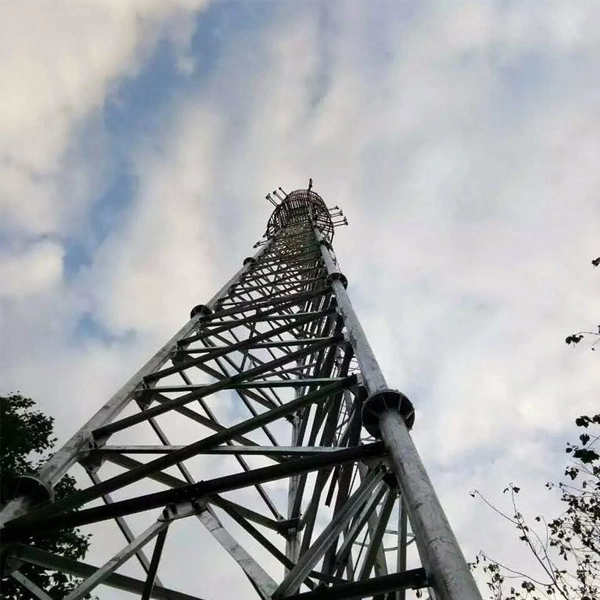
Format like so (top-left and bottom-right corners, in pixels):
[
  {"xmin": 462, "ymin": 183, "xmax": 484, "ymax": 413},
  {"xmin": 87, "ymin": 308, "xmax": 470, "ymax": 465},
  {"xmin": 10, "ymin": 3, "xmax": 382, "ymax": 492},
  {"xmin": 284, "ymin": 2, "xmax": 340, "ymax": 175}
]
[{"xmin": 266, "ymin": 189, "xmax": 334, "ymax": 243}]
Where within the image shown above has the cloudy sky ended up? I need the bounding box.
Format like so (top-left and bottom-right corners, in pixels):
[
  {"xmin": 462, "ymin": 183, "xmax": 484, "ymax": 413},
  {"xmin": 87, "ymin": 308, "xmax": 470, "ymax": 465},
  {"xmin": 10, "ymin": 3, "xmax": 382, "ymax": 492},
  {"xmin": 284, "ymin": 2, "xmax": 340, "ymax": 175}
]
[{"xmin": 1, "ymin": 0, "xmax": 599, "ymax": 596}]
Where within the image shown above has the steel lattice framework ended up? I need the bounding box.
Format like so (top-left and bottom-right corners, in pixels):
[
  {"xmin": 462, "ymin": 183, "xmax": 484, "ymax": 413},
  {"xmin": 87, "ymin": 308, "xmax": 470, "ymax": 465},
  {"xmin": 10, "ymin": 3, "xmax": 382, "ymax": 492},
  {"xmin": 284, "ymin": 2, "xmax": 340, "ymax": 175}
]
[{"xmin": 0, "ymin": 186, "xmax": 481, "ymax": 600}]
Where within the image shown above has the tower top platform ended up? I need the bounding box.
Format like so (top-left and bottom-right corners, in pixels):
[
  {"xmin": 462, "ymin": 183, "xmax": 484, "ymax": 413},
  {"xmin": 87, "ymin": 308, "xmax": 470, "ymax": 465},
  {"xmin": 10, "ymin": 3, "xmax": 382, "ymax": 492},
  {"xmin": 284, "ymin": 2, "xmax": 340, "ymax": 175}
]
[{"xmin": 266, "ymin": 188, "xmax": 334, "ymax": 243}]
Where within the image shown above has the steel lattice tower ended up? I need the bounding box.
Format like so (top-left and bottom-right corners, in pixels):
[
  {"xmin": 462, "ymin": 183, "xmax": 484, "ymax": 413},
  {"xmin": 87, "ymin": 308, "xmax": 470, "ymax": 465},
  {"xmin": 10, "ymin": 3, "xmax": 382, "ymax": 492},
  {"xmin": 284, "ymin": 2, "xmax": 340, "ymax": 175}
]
[{"xmin": 1, "ymin": 186, "xmax": 481, "ymax": 600}]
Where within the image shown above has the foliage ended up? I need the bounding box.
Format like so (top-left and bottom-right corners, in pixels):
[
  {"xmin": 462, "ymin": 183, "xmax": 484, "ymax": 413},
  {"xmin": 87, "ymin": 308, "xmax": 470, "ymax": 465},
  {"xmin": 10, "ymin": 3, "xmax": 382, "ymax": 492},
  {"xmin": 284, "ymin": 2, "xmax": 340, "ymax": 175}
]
[
  {"xmin": 565, "ymin": 327, "xmax": 600, "ymax": 350},
  {"xmin": 472, "ymin": 414, "xmax": 600, "ymax": 600},
  {"xmin": 565, "ymin": 257, "xmax": 600, "ymax": 350},
  {"xmin": 1, "ymin": 393, "xmax": 90, "ymax": 600}
]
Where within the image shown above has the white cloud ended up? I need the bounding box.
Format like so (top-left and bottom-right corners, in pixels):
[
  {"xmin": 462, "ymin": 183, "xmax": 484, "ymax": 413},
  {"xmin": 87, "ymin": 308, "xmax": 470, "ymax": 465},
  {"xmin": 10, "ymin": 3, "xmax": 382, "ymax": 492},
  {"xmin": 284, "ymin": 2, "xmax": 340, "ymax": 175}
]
[
  {"xmin": 0, "ymin": 0, "xmax": 212, "ymax": 238},
  {"xmin": 83, "ymin": 104, "xmax": 223, "ymax": 337},
  {"xmin": 0, "ymin": 240, "xmax": 64, "ymax": 297}
]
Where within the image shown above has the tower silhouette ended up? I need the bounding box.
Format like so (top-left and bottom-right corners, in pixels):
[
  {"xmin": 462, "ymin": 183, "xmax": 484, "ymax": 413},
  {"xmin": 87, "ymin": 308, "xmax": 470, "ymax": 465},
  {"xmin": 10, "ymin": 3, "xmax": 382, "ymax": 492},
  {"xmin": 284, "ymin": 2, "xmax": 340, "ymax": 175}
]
[{"xmin": 1, "ymin": 186, "xmax": 481, "ymax": 600}]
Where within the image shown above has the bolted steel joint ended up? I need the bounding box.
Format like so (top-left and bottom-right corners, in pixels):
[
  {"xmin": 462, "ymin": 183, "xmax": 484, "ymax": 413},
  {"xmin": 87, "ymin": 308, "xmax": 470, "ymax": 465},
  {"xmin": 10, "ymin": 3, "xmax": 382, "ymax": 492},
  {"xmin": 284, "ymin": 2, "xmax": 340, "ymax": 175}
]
[
  {"xmin": 162, "ymin": 499, "xmax": 206, "ymax": 521},
  {"xmin": 78, "ymin": 439, "xmax": 106, "ymax": 473},
  {"xmin": 170, "ymin": 350, "xmax": 186, "ymax": 365},
  {"xmin": 189, "ymin": 304, "xmax": 212, "ymax": 320},
  {"xmin": 243, "ymin": 256, "xmax": 256, "ymax": 266},
  {"xmin": 326, "ymin": 271, "xmax": 348, "ymax": 289},
  {"xmin": 213, "ymin": 297, "xmax": 226, "ymax": 313},
  {"xmin": 275, "ymin": 517, "xmax": 301, "ymax": 536},
  {"xmin": 10, "ymin": 475, "xmax": 54, "ymax": 506},
  {"xmin": 362, "ymin": 389, "xmax": 415, "ymax": 438},
  {"xmin": 135, "ymin": 385, "xmax": 155, "ymax": 410},
  {"xmin": 383, "ymin": 469, "xmax": 400, "ymax": 490}
]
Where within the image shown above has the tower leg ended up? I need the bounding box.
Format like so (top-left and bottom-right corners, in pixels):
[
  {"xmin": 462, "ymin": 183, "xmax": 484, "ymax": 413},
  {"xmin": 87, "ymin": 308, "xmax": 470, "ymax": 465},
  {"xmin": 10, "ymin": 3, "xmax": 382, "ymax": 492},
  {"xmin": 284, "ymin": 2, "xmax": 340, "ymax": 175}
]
[{"xmin": 317, "ymin": 230, "xmax": 481, "ymax": 600}]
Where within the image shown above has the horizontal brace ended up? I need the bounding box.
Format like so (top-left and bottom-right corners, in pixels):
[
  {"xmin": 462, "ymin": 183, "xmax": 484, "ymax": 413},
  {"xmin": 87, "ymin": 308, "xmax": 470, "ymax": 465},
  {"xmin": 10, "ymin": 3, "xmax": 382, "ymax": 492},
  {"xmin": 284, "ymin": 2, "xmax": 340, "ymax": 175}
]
[
  {"xmin": 267, "ymin": 230, "xmax": 316, "ymax": 243},
  {"xmin": 8, "ymin": 545, "xmax": 211, "ymax": 600},
  {"xmin": 252, "ymin": 266, "xmax": 323, "ymax": 284},
  {"xmin": 176, "ymin": 306, "xmax": 335, "ymax": 354},
  {"xmin": 286, "ymin": 569, "xmax": 428, "ymax": 600},
  {"xmin": 96, "ymin": 336, "xmax": 342, "ymax": 438},
  {"xmin": 218, "ymin": 293, "xmax": 325, "ymax": 311},
  {"xmin": 231, "ymin": 275, "xmax": 323, "ymax": 292},
  {"xmin": 244, "ymin": 265, "xmax": 325, "ymax": 283},
  {"xmin": 247, "ymin": 260, "xmax": 319, "ymax": 277},
  {"xmin": 179, "ymin": 338, "xmax": 334, "ymax": 353},
  {"xmin": 3, "ymin": 443, "xmax": 386, "ymax": 541},
  {"xmin": 254, "ymin": 261, "xmax": 322, "ymax": 276},
  {"xmin": 203, "ymin": 312, "xmax": 327, "ymax": 326},
  {"xmin": 214, "ymin": 288, "xmax": 327, "ymax": 319},
  {"xmin": 93, "ymin": 445, "xmax": 343, "ymax": 456},
  {"xmin": 232, "ymin": 378, "xmax": 344, "ymax": 389},
  {"xmin": 230, "ymin": 277, "xmax": 325, "ymax": 295},
  {"xmin": 257, "ymin": 252, "xmax": 322, "ymax": 269},
  {"xmin": 149, "ymin": 378, "xmax": 343, "ymax": 394}
]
